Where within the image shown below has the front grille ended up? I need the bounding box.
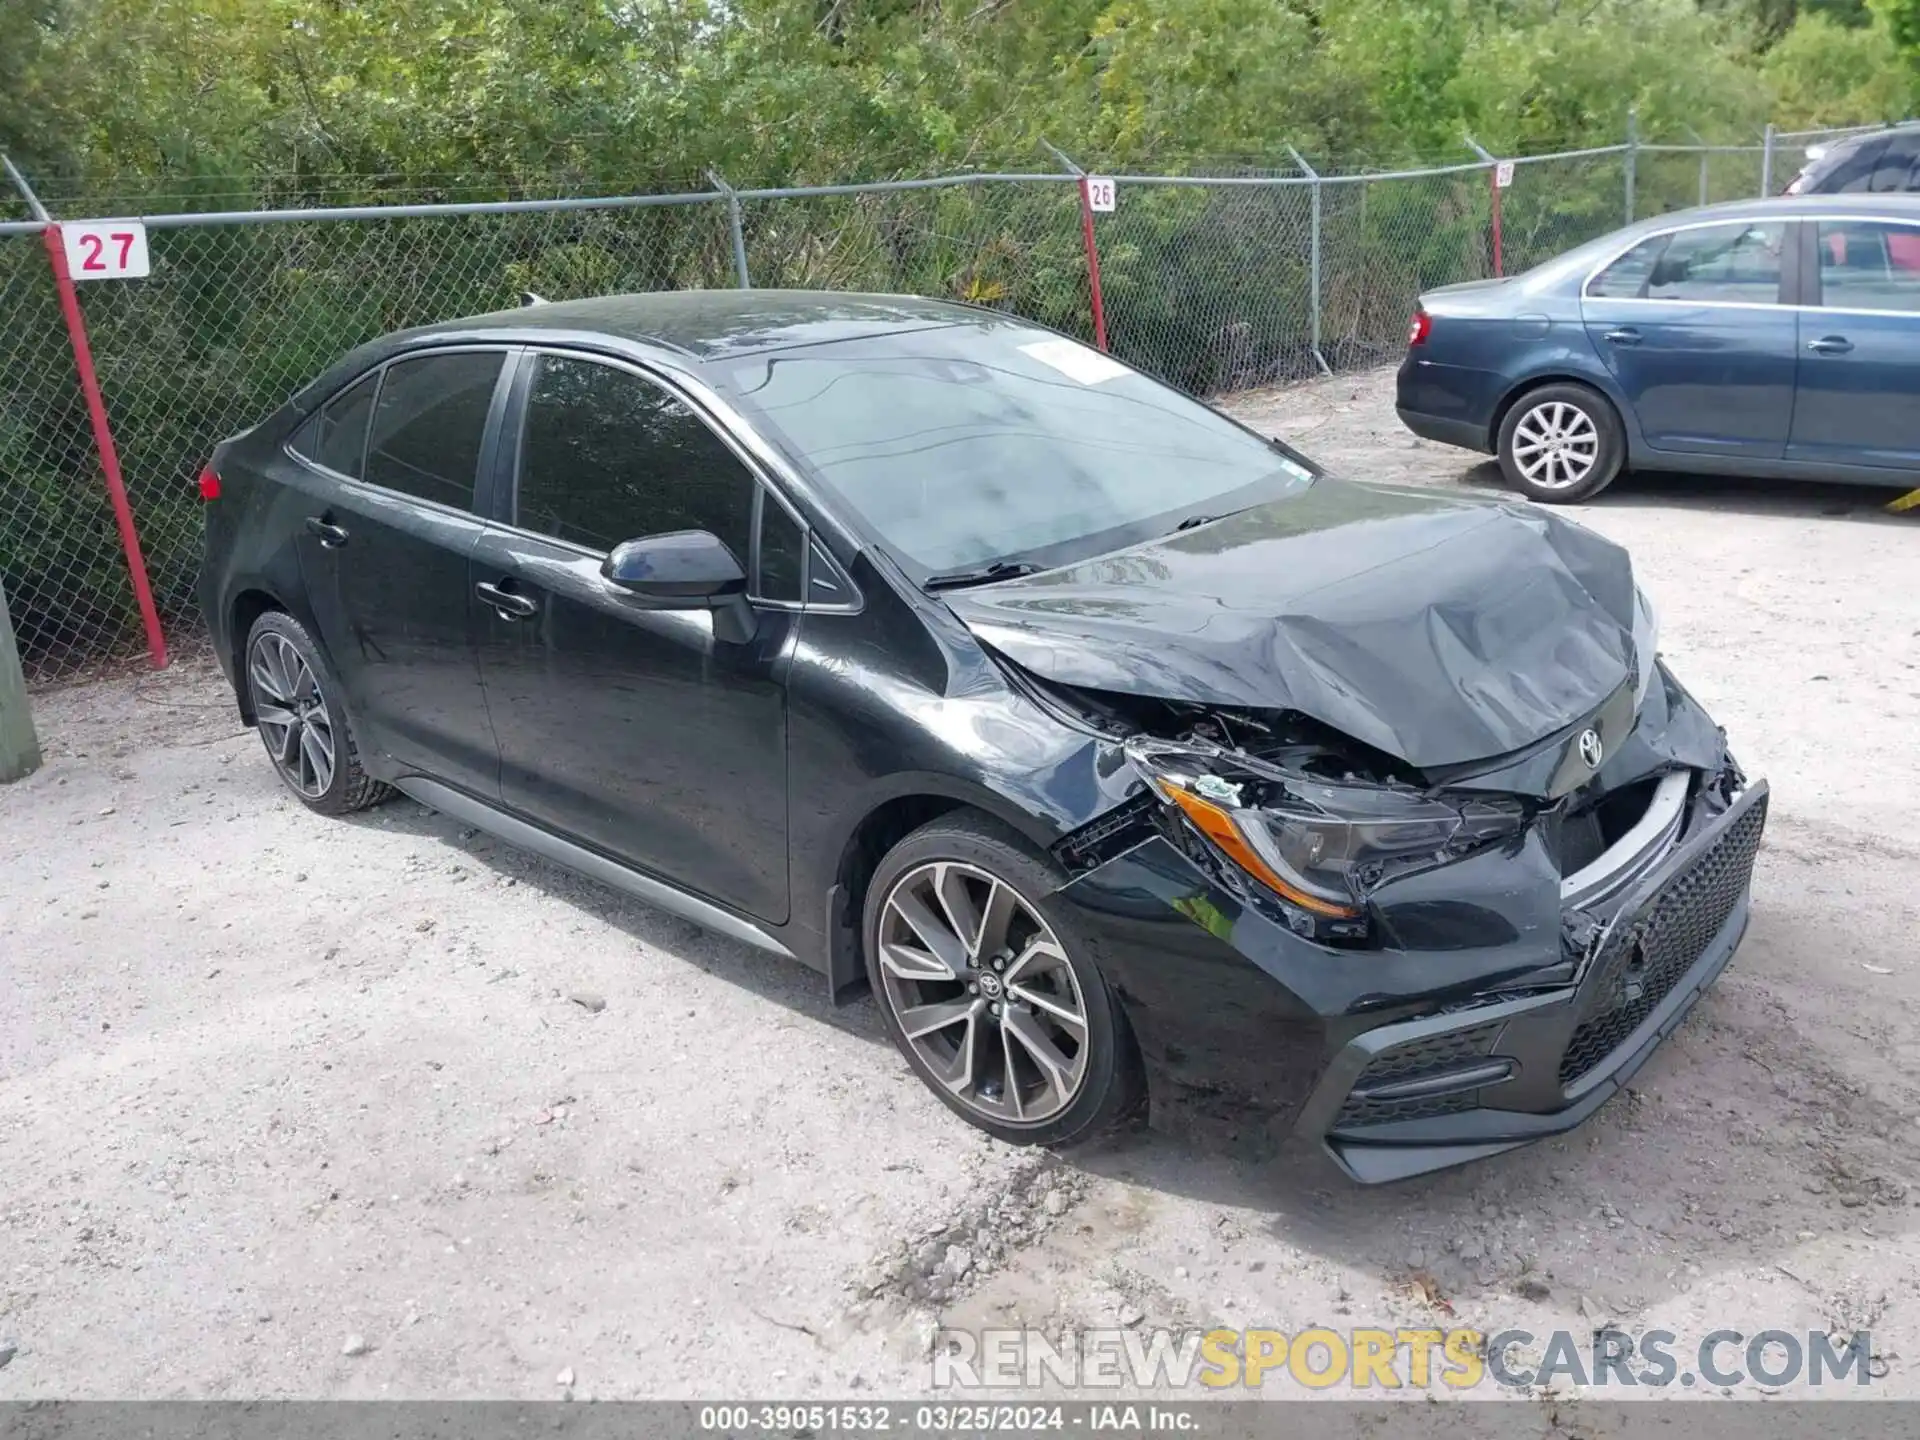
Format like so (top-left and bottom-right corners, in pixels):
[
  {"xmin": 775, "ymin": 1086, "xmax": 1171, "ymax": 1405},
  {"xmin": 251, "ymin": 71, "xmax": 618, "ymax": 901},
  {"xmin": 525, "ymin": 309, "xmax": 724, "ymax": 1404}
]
[
  {"xmin": 1338, "ymin": 1091, "xmax": 1480, "ymax": 1126},
  {"xmin": 1557, "ymin": 796, "xmax": 1767, "ymax": 1087},
  {"xmin": 1336, "ymin": 1020, "xmax": 1502, "ymax": 1127}
]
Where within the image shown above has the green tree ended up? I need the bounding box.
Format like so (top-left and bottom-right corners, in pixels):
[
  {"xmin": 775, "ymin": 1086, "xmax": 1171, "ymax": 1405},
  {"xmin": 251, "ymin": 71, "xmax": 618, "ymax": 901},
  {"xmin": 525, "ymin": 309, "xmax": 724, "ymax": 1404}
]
[
  {"xmin": 1871, "ymin": 0, "xmax": 1920, "ymax": 103},
  {"xmin": 1766, "ymin": 9, "xmax": 1912, "ymax": 121}
]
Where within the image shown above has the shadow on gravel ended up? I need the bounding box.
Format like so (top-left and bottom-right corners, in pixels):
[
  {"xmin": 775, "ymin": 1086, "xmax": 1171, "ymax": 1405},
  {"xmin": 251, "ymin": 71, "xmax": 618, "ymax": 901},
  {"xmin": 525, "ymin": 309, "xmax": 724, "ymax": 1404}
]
[
  {"xmin": 1065, "ymin": 928, "xmax": 1917, "ymax": 1320},
  {"xmin": 1445, "ymin": 458, "xmax": 1914, "ymax": 525},
  {"xmin": 339, "ymin": 794, "xmax": 891, "ymax": 1047},
  {"xmin": 1590, "ymin": 471, "xmax": 1914, "ymax": 524}
]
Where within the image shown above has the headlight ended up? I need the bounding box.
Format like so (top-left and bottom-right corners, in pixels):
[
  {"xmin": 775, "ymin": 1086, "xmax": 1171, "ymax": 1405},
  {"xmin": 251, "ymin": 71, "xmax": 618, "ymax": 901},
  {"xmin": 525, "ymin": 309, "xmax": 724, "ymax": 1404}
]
[
  {"xmin": 1631, "ymin": 584, "xmax": 1660, "ymax": 713},
  {"xmin": 1127, "ymin": 739, "xmax": 1527, "ymax": 925}
]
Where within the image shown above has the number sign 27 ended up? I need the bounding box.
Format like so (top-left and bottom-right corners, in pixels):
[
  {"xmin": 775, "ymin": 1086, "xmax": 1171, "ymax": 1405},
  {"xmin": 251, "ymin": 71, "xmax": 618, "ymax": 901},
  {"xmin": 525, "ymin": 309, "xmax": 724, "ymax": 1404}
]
[{"xmin": 61, "ymin": 222, "xmax": 152, "ymax": 281}]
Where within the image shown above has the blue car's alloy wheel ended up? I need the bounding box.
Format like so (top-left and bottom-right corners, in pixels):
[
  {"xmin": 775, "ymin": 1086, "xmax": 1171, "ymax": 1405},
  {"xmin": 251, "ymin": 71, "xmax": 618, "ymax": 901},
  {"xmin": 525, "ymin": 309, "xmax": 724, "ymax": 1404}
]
[{"xmin": 1497, "ymin": 383, "xmax": 1625, "ymax": 504}]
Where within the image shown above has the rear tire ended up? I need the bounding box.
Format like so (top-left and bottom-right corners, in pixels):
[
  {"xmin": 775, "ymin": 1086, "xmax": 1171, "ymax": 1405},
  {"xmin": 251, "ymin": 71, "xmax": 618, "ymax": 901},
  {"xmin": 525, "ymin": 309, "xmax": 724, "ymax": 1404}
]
[
  {"xmin": 1496, "ymin": 383, "xmax": 1625, "ymax": 504},
  {"xmin": 243, "ymin": 610, "xmax": 389, "ymax": 816},
  {"xmin": 863, "ymin": 813, "xmax": 1145, "ymax": 1147}
]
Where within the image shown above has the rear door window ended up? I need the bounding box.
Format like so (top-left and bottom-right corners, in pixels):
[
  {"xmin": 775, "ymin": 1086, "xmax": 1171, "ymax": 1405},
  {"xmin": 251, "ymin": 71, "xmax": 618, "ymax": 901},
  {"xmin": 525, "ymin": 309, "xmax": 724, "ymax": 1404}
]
[
  {"xmin": 1587, "ymin": 236, "xmax": 1666, "ymax": 298},
  {"xmin": 363, "ymin": 351, "xmax": 505, "ymax": 511},
  {"xmin": 291, "ymin": 372, "xmax": 378, "ymax": 478},
  {"xmin": 1643, "ymin": 222, "xmax": 1785, "ymax": 303},
  {"xmin": 1817, "ymin": 220, "xmax": 1920, "ymax": 313},
  {"xmin": 1586, "ymin": 222, "xmax": 1785, "ymax": 303}
]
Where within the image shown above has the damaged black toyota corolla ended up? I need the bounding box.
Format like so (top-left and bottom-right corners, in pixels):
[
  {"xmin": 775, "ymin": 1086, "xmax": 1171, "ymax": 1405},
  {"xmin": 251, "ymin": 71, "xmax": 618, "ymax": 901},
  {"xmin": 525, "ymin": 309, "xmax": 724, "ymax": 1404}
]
[{"xmin": 200, "ymin": 291, "xmax": 1767, "ymax": 1182}]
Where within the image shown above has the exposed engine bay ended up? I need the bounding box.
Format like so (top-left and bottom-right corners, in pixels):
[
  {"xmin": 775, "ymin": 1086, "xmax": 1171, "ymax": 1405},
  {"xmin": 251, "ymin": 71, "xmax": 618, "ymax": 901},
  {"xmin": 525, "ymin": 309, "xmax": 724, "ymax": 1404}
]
[{"xmin": 1026, "ymin": 662, "xmax": 1734, "ymax": 951}]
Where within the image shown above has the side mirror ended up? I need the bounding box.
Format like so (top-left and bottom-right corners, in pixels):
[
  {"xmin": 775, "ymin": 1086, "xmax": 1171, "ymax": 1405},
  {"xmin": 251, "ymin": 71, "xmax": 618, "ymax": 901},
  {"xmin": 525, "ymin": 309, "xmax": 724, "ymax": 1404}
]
[{"xmin": 601, "ymin": 530, "xmax": 746, "ymax": 606}]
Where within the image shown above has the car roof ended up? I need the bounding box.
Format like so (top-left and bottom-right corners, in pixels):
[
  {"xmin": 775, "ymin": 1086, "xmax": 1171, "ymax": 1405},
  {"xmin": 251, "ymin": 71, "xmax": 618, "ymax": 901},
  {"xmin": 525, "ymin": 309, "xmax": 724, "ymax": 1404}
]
[
  {"xmin": 1635, "ymin": 192, "xmax": 1920, "ymax": 226},
  {"xmin": 1568, "ymin": 193, "xmax": 1920, "ymax": 258},
  {"xmin": 393, "ymin": 288, "xmax": 989, "ymax": 361},
  {"xmin": 280, "ymin": 288, "xmax": 1026, "ymax": 420},
  {"xmin": 1813, "ymin": 123, "xmax": 1920, "ymax": 152}
]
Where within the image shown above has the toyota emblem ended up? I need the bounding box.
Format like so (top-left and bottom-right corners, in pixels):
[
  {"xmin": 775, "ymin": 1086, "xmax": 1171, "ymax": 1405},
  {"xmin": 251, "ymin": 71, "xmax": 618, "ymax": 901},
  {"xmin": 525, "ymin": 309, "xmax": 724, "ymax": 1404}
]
[{"xmin": 1577, "ymin": 728, "xmax": 1604, "ymax": 769}]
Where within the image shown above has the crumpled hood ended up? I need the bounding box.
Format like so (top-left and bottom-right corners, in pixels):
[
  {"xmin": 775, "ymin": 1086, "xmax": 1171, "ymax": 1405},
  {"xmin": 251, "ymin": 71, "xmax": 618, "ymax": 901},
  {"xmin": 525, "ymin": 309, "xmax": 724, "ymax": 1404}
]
[{"xmin": 945, "ymin": 479, "xmax": 1639, "ymax": 771}]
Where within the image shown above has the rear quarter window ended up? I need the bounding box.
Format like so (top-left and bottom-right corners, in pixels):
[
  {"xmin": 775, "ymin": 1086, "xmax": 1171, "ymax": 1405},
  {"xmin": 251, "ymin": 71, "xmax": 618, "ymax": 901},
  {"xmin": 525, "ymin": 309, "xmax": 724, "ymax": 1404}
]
[{"xmin": 289, "ymin": 372, "xmax": 379, "ymax": 477}]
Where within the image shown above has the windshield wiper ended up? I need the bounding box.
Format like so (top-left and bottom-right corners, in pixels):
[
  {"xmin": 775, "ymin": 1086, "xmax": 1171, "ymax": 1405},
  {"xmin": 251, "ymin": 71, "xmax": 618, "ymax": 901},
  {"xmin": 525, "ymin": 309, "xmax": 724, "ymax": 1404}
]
[
  {"xmin": 1174, "ymin": 513, "xmax": 1223, "ymax": 531},
  {"xmin": 922, "ymin": 560, "xmax": 1044, "ymax": 591}
]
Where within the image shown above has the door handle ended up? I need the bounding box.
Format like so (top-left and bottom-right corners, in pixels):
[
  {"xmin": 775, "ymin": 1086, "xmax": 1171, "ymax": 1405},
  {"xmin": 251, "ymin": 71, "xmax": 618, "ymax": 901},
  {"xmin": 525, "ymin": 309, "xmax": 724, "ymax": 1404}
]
[
  {"xmin": 1807, "ymin": 335, "xmax": 1854, "ymax": 355},
  {"xmin": 475, "ymin": 580, "xmax": 538, "ymax": 620},
  {"xmin": 1603, "ymin": 327, "xmax": 1643, "ymax": 347},
  {"xmin": 303, "ymin": 516, "xmax": 349, "ymax": 548}
]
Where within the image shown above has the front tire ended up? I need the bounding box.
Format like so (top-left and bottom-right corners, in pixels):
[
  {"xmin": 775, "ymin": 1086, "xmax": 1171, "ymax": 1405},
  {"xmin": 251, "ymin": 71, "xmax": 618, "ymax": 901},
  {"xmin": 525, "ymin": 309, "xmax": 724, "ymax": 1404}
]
[
  {"xmin": 863, "ymin": 814, "xmax": 1144, "ymax": 1147},
  {"xmin": 243, "ymin": 610, "xmax": 389, "ymax": 816},
  {"xmin": 1496, "ymin": 382, "xmax": 1625, "ymax": 504}
]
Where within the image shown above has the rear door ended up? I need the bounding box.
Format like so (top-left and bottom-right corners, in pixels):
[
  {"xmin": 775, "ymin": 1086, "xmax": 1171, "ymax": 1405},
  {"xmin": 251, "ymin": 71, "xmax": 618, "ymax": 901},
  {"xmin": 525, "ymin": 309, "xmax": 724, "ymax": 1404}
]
[
  {"xmin": 291, "ymin": 347, "xmax": 512, "ymax": 796},
  {"xmin": 471, "ymin": 351, "xmax": 798, "ymax": 924},
  {"xmin": 1787, "ymin": 216, "xmax": 1920, "ymax": 472},
  {"xmin": 1579, "ymin": 219, "xmax": 1797, "ymax": 458}
]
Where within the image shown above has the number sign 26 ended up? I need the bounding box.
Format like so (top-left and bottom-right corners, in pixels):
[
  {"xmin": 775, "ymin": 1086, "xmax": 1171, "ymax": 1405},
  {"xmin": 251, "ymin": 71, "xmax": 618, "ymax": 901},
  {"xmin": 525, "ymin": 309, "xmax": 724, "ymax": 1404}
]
[
  {"xmin": 1082, "ymin": 176, "xmax": 1117, "ymax": 212},
  {"xmin": 61, "ymin": 222, "xmax": 152, "ymax": 281}
]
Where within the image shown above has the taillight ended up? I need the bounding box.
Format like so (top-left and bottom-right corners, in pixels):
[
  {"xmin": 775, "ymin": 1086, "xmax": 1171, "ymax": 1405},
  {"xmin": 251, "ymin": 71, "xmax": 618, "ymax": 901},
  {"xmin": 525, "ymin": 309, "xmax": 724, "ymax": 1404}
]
[
  {"xmin": 197, "ymin": 465, "xmax": 221, "ymax": 500},
  {"xmin": 1408, "ymin": 309, "xmax": 1433, "ymax": 347}
]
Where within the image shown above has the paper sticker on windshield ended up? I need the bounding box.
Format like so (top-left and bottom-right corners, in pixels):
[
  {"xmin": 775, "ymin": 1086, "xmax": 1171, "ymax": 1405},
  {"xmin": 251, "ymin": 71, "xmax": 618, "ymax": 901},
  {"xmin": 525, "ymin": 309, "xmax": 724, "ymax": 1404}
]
[{"xmin": 1020, "ymin": 338, "xmax": 1129, "ymax": 386}]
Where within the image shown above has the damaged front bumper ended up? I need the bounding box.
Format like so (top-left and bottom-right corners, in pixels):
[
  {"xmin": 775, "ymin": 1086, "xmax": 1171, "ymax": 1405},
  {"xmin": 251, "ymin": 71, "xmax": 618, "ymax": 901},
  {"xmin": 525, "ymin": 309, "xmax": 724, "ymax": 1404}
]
[
  {"xmin": 1053, "ymin": 755, "xmax": 1768, "ymax": 1184},
  {"xmin": 1302, "ymin": 777, "xmax": 1766, "ymax": 1182}
]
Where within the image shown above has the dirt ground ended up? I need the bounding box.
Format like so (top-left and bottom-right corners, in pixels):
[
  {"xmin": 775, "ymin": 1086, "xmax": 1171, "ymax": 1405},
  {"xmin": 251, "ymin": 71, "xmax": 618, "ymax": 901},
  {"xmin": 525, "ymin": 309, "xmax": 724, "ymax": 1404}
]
[{"xmin": 3, "ymin": 366, "xmax": 1918, "ymax": 1404}]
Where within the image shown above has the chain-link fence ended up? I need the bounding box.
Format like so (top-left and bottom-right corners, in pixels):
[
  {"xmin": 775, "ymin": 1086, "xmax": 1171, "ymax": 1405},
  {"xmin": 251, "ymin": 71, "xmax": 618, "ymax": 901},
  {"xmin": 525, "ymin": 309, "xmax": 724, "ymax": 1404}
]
[{"xmin": 0, "ymin": 125, "xmax": 1823, "ymax": 684}]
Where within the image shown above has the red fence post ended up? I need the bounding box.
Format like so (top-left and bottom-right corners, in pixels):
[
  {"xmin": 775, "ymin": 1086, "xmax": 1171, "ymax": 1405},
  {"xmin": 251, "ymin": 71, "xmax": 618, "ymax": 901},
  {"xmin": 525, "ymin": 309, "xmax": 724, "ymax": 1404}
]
[
  {"xmin": 1489, "ymin": 169, "xmax": 1504, "ymax": 279},
  {"xmin": 41, "ymin": 223, "xmax": 169, "ymax": 670},
  {"xmin": 1076, "ymin": 175, "xmax": 1110, "ymax": 353}
]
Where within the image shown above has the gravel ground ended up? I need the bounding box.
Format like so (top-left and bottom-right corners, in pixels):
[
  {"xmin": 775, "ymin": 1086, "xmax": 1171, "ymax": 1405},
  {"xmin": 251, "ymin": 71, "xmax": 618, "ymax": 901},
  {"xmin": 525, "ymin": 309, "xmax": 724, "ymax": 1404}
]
[{"xmin": 3, "ymin": 366, "xmax": 1918, "ymax": 1404}]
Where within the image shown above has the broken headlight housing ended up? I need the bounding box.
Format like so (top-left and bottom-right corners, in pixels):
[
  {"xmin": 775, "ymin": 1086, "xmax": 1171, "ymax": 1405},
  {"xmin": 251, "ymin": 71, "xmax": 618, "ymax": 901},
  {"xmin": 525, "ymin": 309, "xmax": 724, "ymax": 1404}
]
[{"xmin": 1126, "ymin": 738, "xmax": 1528, "ymax": 937}]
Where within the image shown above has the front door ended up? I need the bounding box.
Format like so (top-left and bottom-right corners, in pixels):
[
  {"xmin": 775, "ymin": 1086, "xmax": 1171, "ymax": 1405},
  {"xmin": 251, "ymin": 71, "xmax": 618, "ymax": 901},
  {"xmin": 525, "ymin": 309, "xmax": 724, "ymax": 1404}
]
[
  {"xmin": 1788, "ymin": 217, "xmax": 1920, "ymax": 472},
  {"xmin": 291, "ymin": 348, "xmax": 511, "ymax": 797},
  {"xmin": 472, "ymin": 351, "xmax": 796, "ymax": 924},
  {"xmin": 1580, "ymin": 218, "xmax": 1796, "ymax": 458}
]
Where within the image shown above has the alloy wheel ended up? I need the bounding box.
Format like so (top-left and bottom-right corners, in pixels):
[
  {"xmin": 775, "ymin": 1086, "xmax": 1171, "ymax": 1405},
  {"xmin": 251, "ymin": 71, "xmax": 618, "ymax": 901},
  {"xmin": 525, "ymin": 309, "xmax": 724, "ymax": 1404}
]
[
  {"xmin": 875, "ymin": 860, "xmax": 1089, "ymax": 1125},
  {"xmin": 249, "ymin": 632, "xmax": 336, "ymax": 798},
  {"xmin": 1510, "ymin": 400, "xmax": 1600, "ymax": 492}
]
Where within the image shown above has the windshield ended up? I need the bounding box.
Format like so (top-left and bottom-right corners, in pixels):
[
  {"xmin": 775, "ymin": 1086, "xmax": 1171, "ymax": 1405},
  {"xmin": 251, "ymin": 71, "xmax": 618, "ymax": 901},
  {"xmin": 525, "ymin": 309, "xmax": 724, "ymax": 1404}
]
[{"xmin": 718, "ymin": 322, "xmax": 1314, "ymax": 576}]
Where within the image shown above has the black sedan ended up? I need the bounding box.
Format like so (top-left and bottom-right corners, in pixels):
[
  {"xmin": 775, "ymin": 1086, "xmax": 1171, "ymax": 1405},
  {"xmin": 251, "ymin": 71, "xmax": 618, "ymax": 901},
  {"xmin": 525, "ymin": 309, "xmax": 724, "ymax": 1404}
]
[
  {"xmin": 1397, "ymin": 194, "xmax": 1920, "ymax": 503},
  {"xmin": 200, "ymin": 291, "xmax": 1766, "ymax": 1182}
]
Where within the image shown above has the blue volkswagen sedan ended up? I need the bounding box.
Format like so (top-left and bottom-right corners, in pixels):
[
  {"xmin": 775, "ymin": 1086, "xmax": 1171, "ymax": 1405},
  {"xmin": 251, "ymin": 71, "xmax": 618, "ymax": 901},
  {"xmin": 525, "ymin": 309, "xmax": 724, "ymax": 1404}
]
[{"xmin": 1396, "ymin": 194, "xmax": 1920, "ymax": 503}]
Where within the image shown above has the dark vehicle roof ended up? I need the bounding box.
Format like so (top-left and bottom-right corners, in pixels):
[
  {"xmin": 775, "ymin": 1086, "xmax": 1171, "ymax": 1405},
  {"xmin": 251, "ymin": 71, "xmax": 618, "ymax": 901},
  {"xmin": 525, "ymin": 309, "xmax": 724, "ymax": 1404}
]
[
  {"xmin": 403, "ymin": 289, "xmax": 989, "ymax": 361},
  {"xmin": 284, "ymin": 289, "xmax": 1024, "ymax": 418},
  {"xmin": 1804, "ymin": 122, "xmax": 1920, "ymax": 153}
]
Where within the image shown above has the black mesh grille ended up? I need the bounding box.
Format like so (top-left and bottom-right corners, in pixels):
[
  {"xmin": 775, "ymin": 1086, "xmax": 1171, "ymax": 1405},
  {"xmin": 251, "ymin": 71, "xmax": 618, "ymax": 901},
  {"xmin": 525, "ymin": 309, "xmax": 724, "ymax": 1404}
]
[
  {"xmin": 1337, "ymin": 1090, "xmax": 1481, "ymax": 1126},
  {"xmin": 1336, "ymin": 1020, "xmax": 1502, "ymax": 1127},
  {"xmin": 1558, "ymin": 797, "xmax": 1767, "ymax": 1088}
]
